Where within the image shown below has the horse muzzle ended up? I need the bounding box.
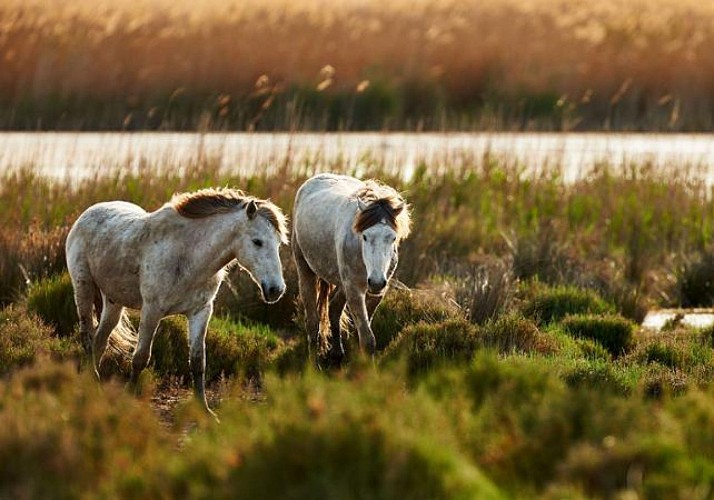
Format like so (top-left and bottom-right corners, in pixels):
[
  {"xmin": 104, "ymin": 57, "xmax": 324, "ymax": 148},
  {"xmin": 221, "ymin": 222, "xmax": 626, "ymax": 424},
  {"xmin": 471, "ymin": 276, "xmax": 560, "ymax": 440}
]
[
  {"xmin": 261, "ymin": 281, "xmax": 286, "ymax": 303},
  {"xmin": 367, "ymin": 276, "xmax": 387, "ymax": 295}
]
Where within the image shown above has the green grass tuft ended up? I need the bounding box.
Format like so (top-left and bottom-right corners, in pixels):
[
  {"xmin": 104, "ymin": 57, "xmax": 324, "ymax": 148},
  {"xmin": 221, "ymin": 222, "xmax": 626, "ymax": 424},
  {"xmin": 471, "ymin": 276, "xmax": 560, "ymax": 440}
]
[
  {"xmin": 560, "ymin": 314, "xmax": 635, "ymax": 357},
  {"xmin": 382, "ymin": 318, "xmax": 479, "ymax": 377},
  {"xmin": 25, "ymin": 272, "xmax": 78, "ymax": 338},
  {"xmin": 520, "ymin": 283, "xmax": 614, "ymax": 326},
  {"xmin": 371, "ymin": 288, "xmax": 463, "ymax": 351},
  {"xmin": 479, "ymin": 313, "xmax": 558, "ymax": 355}
]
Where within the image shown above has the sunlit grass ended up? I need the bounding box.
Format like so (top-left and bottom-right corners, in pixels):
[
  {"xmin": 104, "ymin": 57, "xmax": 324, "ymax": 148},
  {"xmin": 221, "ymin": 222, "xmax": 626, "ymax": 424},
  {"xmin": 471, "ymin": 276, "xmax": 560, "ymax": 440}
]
[{"xmin": 5, "ymin": 146, "xmax": 714, "ymax": 496}]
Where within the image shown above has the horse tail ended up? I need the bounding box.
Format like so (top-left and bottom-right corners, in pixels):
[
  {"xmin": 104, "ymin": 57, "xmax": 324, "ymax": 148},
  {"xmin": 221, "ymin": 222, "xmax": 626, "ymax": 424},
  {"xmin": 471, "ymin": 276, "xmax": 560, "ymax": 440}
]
[
  {"xmin": 316, "ymin": 278, "xmax": 333, "ymax": 350},
  {"xmin": 106, "ymin": 309, "xmax": 137, "ymax": 360}
]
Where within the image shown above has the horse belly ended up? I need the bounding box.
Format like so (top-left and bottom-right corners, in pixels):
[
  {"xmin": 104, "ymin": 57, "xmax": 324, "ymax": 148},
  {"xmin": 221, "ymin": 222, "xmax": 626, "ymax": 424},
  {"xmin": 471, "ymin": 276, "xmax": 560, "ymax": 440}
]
[{"xmin": 92, "ymin": 262, "xmax": 143, "ymax": 308}]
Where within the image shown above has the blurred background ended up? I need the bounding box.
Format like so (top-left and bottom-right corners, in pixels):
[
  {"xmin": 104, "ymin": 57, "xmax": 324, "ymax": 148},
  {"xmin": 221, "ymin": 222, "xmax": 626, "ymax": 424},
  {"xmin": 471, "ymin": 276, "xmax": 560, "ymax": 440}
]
[{"xmin": 2, "ymin": 0, "xmax": 712, "ymax": 132}]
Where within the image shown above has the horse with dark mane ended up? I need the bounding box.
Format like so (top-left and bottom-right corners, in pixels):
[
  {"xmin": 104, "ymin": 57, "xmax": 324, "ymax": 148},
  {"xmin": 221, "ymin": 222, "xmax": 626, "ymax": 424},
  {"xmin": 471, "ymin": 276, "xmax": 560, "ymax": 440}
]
[
  {"xmin": 66, "ymin": 187, "xmax": 288, "ymax": 416},
  {"xmin": 292, "ymin": 173, "xmax": 411, "ymax": 364}
]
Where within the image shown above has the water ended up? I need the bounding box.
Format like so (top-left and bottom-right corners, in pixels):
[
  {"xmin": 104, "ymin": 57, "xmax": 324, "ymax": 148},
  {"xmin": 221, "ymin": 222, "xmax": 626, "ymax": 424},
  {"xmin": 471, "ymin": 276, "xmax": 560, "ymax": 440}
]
[
  {"xmin": 1, "ymin": 132, "xmax": 713, "ymax": 182},
  {"xmin": 642, "ymin": 309, "xmax": 714, "ymax": 331}
]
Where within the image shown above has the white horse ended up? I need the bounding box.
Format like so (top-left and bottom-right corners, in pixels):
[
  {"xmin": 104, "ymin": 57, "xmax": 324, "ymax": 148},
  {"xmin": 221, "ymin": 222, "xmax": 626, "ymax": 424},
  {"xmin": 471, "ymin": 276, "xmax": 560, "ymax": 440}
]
[
  {"xmin": 292, "ymin": 173, "xmax": 411, "ymax": 363},
  {"xmin": 66, "ymin": 187, "xmax": 288, "ymax": 415}
]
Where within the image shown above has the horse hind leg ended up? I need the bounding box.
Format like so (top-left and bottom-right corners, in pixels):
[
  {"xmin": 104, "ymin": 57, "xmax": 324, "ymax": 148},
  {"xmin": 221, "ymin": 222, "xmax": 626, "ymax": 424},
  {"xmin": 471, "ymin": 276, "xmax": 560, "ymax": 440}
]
[
  {"xmin": 70, "ymin": 276, "xmax": 99, "ymax": 356},
  {"xmin": 292, "ymin": 241, "xmax": 320, "ymax": 350},
  {"xmin": 92, "ymin": 295, "xmax": 124, "ymax": 380}
]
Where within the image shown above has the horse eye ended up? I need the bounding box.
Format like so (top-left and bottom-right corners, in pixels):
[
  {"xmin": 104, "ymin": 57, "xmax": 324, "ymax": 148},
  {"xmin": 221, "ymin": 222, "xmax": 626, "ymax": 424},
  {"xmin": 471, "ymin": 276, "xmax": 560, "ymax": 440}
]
[
  {"xmin": 252, "ymin": 239, "xmax": 263, "ymax": 248},
  {"xmin": 362, "ymin": 235, "xmax": 367, "ymax": 241}
]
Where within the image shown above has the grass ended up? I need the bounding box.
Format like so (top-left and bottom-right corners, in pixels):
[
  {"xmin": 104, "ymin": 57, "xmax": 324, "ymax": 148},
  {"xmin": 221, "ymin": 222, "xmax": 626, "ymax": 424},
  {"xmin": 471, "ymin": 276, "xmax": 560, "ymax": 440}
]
[
  {"xmin": 560, "ymin": 314, "xmax": 636, "ymax": 357},
  {"xmin": 1, "ymin": 0, "xmax": 714, "ymax": 131},
  {"xmin": 5, "ymin": 152, "xmax": 714, "ymax": 496}
]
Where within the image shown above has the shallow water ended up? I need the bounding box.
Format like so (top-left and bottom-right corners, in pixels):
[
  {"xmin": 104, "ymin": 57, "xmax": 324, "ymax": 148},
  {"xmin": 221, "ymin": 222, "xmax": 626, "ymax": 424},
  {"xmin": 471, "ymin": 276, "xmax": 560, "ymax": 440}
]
[
  {"xmin": 641, "ymin": 309, "xmax": 714, "ymax": 331},
  {"xmin": 1, "ymin": 132, "xmax": 713, "ymax": 182}
]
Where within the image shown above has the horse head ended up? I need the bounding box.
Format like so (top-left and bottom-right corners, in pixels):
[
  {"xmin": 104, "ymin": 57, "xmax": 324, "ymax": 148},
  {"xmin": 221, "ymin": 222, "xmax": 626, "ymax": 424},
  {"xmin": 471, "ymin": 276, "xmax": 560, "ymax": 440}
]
[
  {"xmin": 235, "ymin": 199, "xmax": 288, "ymax": 303},
  {"xmin": 356, "ymin": 197, "xmax": 407, "ymax": 295}
]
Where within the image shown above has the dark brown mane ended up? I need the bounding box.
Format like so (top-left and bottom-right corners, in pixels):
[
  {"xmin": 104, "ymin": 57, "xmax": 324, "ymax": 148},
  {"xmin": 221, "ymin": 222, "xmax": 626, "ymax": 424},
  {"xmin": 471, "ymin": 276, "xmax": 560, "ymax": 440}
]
[
  {"xmin": 170, "ymin": 187, "xmax": 289, "ymax": 243},
  {"xmin": 171, "ymin": 187, "xmax": 248, "ymax": 218},
  {"xmin": 352, "ymin": 182, "xmax": 411, "ymax": 239}
]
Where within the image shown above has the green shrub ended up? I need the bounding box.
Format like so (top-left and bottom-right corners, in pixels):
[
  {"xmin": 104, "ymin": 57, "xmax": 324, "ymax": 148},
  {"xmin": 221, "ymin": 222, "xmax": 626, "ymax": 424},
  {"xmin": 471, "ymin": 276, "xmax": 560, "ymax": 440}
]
[
  {"xmin": 213, "ymin": 255, "xmax": 298, "ymax": 329},
  {"xmin": 668, "ymin": 390, "xmax": 714, "ymax": 460},
  {"xmin": 0, "ymin": 362, "xmax": 170, "ymax": 499},
  {"xmin": 148, "ymin": 315, "xmax": 190, "ymax": 380},
  {"xmin": 206, "ymin": 316, "xmax": 280, "ymax": 384},
  {"xmin": 371, "ymin": 288, "xmax": 463, "ymax": 351},
  {"xmin": 25, "ymin": 272, "xmax": 78, "ymax": 338},
  {"xmin": 626, "ymin": 331, "xmax": 714, "ymax": 378},
  {"xmin": 642, "ymin": 342, "xmax": 681, "ymax": 368},
  {"xmin": 561, "ymin": 359, "xmax": 634, "ymax": 395},
  {"xmin": 560, "ymin": 314, "xmax": 635, "ymax": 356},
  {"xmin": 479, "ymin": 313, "xmax": 558, "ymax": 355},
  {"xmin": 520, "ymin": 283, "xmax": 614, "ymax": 326},
  {"xmin": 575, "ymin": 338, "xmax": 612, "ymax": 362},
  {"xmin": 137, "ymin": 315, "xmax": 281, "ymax": 385},
  {"xmin": 456, "ymin": 354, "xmax": 577, "ymax": 488},
  {"xmin": 162, "ymin": 371, "xmax": 503, "ymax": 500},
  {"xmin": 271, "ymin": 337, "xmax": 309, "ymax": 376},
  {"xmin": 0, "ymin": 304, "xmax": 76, "ymax": 375},
  {"xmin": 640, "ymin": 364, "xmax": 689, "ymax": 399},
  {"xmin": 557, "ymin": 437, "xmax": 695, "ymax": 499},
  {"xmin": 382, "ymin": 318, "xmax": 479, "ymax": 377}
]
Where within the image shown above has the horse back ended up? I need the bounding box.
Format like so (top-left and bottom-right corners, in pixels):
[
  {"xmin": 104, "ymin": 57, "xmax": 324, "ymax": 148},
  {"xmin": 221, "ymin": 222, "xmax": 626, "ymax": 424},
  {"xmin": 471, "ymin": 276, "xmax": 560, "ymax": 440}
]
[
  {"xmin": 294, "ymin": 174, "xmax": 363, "ymax": 284},
  {"xmin": 68, "ymin": 201, "xmax": 148, "ymax": 250},
  {"xmin": 66, "ymin": 201, "xmax": 150, "ymax": 306}
]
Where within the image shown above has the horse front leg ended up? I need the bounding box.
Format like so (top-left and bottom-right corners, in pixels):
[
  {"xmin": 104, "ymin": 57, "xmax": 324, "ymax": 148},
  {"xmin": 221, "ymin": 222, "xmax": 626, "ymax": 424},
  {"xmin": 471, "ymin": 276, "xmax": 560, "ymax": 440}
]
[
  {"xmin": 327, "ymin": 287, "xmax": 347, "ymax": 366},
  {"xmin": 130, "ymin": 305, "xmax": 162, "ymax": 390},
  {"xmin": 366, "ymin": 293, "xmax": 385, "ymax": 322},
  {"xmin": 344, "ymin": 286, "xmax": 376, "ymax": 357},
  {"xmin": 187, "ymin": 304, "xmax": 217, "ymax": 418}
]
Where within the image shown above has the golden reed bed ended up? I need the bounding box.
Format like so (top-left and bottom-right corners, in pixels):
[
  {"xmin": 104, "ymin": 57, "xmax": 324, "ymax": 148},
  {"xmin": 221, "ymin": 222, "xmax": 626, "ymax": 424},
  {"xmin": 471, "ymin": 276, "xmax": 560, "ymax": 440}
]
[{"xmin": 1, "ymin": 0, "xmax": 713, "ymax": 129}]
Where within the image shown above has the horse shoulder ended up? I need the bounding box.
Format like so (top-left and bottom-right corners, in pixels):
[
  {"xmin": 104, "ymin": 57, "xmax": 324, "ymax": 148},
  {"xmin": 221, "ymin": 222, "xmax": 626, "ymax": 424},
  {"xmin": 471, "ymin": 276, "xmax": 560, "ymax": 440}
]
[{"xmin": 336, "ymin": 218, "xmax": 364, "ymax": 280}]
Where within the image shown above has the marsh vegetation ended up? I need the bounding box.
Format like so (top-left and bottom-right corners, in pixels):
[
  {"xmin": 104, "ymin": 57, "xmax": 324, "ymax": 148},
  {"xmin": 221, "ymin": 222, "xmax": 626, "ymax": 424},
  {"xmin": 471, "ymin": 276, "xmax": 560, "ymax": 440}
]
[{"xmin": 4, "ymin": 148, "xmax": 714, "ymax": 497}]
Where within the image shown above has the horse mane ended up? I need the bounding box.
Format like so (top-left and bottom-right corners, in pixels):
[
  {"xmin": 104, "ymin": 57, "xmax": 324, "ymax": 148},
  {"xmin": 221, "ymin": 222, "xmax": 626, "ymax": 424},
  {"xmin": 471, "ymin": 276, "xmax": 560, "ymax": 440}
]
[
  {"xmin": 352, "ymin": 180, "xmax": 411, "ymax": 241},
  {"xmin": 170, "ymin": 187, "xmax": 289, "ymax": 243}
]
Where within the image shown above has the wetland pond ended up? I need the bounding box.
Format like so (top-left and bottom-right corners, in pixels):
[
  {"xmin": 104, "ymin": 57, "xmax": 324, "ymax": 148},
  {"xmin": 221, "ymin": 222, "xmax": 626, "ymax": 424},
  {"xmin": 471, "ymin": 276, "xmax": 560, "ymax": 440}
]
[{"xmin": 1, "ymin": 132, "xmax": 713, "ymax": 183}]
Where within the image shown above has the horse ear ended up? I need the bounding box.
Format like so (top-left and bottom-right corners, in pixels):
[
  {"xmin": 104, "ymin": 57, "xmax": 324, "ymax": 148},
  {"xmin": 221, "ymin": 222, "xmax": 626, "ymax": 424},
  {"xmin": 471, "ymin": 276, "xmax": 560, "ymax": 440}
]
[
  {"xmin": 246, "ymin": 200, "xmax": 258, "ymax": 219},
  {"xmin": 357, "ymin": 198, "xmax": 368, "ymax": 211}
]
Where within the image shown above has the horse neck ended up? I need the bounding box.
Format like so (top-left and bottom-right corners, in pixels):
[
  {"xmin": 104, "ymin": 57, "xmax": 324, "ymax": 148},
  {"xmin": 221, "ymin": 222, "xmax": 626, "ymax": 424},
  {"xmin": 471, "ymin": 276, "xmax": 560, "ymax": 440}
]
[{"xmin": 185, "ymin": 212, "xmax": 244, "ymax": 276}]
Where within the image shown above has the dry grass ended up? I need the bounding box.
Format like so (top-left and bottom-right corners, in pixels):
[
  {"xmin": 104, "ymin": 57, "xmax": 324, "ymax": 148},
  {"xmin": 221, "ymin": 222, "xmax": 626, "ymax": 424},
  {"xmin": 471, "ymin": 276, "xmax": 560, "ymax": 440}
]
[{"xmin": 1, "ymin": 0, "xmax": 713, "ymax": 129}]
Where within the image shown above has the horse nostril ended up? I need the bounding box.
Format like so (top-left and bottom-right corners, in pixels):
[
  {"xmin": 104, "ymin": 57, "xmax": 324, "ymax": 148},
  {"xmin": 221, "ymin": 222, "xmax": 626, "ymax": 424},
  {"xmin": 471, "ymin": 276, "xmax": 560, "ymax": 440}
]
[
  {"xmin": 262, "ymin": 282, "xmax": 283, "ymax": 301},
  {"xmin": 368, "ymin": 278, "xmax": 386, "ymax": 292}
]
